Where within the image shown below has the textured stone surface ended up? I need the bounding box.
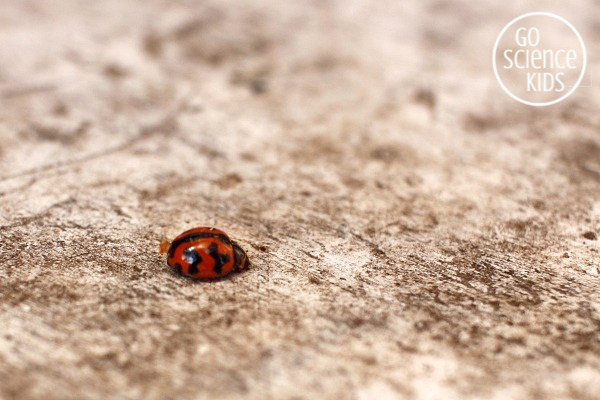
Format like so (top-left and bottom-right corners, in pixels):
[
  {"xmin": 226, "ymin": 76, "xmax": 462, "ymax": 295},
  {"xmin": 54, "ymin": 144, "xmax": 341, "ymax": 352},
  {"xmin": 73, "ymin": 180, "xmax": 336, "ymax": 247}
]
[{"xmin": 1, "ymin": 1, "xmax": 599, "ymax": 399}]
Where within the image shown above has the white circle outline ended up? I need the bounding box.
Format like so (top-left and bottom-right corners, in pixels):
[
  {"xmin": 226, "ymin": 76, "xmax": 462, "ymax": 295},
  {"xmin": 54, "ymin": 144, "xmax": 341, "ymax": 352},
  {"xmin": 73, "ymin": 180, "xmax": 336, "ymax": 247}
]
[{"xmin": 492, "ymin": 12, "xmax": 587, "ymax": 107}]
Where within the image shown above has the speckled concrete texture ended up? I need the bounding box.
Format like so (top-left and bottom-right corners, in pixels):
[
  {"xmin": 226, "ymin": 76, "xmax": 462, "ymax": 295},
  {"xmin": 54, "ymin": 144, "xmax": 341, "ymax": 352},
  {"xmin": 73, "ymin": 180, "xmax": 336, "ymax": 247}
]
[{"xmin": 1, "ymin": 1, "xmax": 599, "ymax": 399}]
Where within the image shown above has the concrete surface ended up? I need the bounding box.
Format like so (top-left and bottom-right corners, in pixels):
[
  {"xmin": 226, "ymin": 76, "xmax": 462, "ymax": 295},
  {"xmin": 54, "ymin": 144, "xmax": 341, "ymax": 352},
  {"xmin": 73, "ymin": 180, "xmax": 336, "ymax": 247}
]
[{"xmin": 1, "ymin": 1, "xmax": 599, "ymax": 399}]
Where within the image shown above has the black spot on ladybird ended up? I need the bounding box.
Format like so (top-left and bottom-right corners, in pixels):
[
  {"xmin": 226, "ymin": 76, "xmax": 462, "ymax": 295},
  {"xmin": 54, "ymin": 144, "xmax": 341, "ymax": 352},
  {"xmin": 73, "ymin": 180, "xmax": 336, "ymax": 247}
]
[
  {"xmin": 208, "ymin": 242, "xmax": 230, "ymax": 275},
  {"xmin": 174, "ymin": 263, "xmax": 183, "ymax": 275},
  {"xmin": 168, "ymin": 231, "xmax": 231, "ymax": 259},
  {"xmin": 183, "ymin": 248, "xmax": 202, "ymax": 275}
]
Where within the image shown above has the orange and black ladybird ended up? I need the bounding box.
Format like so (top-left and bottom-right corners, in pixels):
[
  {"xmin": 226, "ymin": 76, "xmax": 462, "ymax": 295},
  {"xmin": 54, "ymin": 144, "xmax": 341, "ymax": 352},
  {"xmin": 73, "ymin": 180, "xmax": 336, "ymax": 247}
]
[{"xmin": 160, "ymin": 227, "xmax": 250, "ymax": 279}]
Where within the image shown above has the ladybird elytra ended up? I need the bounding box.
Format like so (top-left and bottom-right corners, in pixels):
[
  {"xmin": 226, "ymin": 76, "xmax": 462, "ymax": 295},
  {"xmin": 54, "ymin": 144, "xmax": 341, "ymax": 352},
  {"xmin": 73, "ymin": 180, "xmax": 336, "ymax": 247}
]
[{"xmin": 161, "ymin": 227, "xmax": 250, "ymax": 279}]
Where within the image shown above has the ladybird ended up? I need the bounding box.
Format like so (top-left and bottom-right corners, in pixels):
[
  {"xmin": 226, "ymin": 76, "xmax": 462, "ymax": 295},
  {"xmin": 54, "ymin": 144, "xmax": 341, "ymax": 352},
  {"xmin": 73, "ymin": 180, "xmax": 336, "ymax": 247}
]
[{"xmin": 160, "ymin": 227, "xmax": 250, "ymax": 279}]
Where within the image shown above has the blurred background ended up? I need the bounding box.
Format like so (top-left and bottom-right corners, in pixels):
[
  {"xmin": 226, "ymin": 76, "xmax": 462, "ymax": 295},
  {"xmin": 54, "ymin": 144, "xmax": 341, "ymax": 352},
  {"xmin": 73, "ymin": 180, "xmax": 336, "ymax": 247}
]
[{"xmin": 1, "ymin": 1, "xmax": 599, "ymax": 399}]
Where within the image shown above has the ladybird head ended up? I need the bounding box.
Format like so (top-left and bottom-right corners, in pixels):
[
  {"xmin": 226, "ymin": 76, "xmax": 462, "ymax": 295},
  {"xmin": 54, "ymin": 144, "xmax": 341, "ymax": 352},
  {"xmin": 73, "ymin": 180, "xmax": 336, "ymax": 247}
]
[
  {"xmin": 231, "ymin": 241, "xmax": 251, "ymax": 271},
  {"xmin": 159, "ymin": 237, "xmax": 171, "ymax": 254}
]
